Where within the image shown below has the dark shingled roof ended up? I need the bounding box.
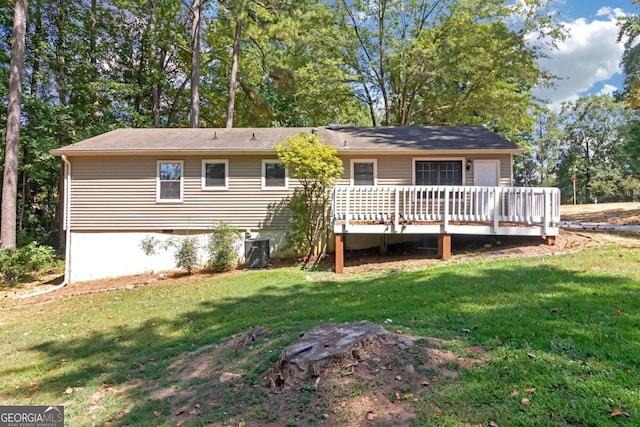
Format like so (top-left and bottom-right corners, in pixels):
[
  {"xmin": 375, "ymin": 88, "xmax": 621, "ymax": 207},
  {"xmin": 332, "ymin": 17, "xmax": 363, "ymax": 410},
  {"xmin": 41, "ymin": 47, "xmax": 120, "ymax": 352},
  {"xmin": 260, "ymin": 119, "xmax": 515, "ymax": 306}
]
[{"xmin": 50, "ymin": 126, "xmax": 523, "ymax": 155}]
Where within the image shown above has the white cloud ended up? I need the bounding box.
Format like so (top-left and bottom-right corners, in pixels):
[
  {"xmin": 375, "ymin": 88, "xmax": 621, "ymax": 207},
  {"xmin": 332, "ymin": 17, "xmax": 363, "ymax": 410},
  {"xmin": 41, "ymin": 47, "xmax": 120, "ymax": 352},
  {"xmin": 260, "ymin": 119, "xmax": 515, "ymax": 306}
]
[
  {"xmin": 596, "ymin": 7, "xmax": 626, "ymax": 19},
  {"xmin": 533, "ymin": 10, "xmax": 626, "ymax": 110},
  {"xmin": 599, "ymin": 83, "xmax": 618, "ymax": 96}
]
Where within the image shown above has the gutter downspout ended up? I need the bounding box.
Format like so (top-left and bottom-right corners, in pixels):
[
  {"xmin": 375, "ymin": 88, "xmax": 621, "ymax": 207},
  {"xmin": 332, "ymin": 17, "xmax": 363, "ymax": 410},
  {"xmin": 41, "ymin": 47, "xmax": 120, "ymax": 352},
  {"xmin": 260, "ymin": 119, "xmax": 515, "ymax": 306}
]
[{"xmin": 20, "ymin": 155, "xmax": 71, "ymax": 299}]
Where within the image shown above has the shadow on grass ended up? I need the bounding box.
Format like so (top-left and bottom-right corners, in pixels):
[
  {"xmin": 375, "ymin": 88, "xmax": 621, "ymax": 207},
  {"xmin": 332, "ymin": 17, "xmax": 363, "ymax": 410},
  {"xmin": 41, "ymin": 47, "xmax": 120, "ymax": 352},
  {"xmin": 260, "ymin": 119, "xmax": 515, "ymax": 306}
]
[{"xmin": 13, "ymin": 249, "xmax": 640, "ymax": 426}]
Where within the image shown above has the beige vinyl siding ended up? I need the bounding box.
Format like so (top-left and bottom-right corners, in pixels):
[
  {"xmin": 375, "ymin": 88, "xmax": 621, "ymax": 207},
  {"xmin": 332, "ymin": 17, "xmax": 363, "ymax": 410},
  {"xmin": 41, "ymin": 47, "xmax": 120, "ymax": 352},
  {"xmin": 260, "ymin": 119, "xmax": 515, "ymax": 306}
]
[
  {"xmin": 70, "ymin": 156, "xmax": 295, "ymax": 230},
  {"xmin": 339, "ymin": 154, "xmax": 512, "ymax": 186},
  {"xmin": 69, "ymin": 153, "xmax": 515, "ymax": 231}
]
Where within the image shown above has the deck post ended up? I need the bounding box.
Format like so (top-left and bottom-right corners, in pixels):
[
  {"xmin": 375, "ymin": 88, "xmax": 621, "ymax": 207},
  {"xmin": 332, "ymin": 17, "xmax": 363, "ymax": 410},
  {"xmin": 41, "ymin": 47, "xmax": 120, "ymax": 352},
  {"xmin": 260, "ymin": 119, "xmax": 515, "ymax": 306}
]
[
  {"xmin": 543, "ymin": 189, "xmax": 550, "ymax": 235},
  {"xmin": 394, "ymin": 187, "xmax": 399, "ymax": 229},
  {"xmin": 493, "ymin": 187, "xmax": 500, "ymax": 232},
  {"xmin": 545, "ymin": 235, "xmax": 556, "ymax": 246},
  {"xmin": 345, "ymin": 190, "xmax": 350, "ymax": 230},
  {"xmin": 335, "ymin": 233, "xmax": 344, "ymax": 273},
  {"xmin": 379, "ymin": 234, "xmax": 388, "ymax": 255},
  {"xmin": 443, "ymin": 188, "xmax": 450, "ymax": 232},
  {"xmin": 437, "ymin": 234, "xmax": 451, "ymax": 261}
]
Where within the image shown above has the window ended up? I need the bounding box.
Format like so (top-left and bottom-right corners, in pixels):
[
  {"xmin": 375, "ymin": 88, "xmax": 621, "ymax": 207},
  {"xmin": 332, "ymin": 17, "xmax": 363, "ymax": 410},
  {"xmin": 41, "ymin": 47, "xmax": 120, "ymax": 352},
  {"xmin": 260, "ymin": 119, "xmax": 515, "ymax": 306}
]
[
  {"xmin": 262, "ymin": 160, "xmax": 288, "ymax": 189},
  {"xmin": 351, "ymin": 159, "xmax": 377, "ymax": 186},
  {"xmin": 201, "ymin": 159, "xmax": 228, "ymax": 190},
  {"xmin": 157, "ymin": 161, "xmax": 183, "ymax": 202},
  {"xmin": 414, "ymin": 160, "xmax": 463, "ymax": 185}
]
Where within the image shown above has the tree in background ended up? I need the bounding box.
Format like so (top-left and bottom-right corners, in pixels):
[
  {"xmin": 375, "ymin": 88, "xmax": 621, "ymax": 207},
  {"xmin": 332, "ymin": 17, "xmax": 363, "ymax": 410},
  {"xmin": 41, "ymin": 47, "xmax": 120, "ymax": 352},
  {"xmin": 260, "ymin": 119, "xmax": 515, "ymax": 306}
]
[
  {"xmin": 334, "ymin": 0, "xmax": 562, "ymax": 137},
  {"xmin": 618, "ymin": 2, "xmax": 640, "ymax": 186},
  {"xmin": 1, "ymin": 0, "xmax": 27, "ymax": 249},
  {"xmin": 558, "ymin": 95, "xmax": 631, "ymax": 203},
  {"xmin": 514, "ymin": 107, "xmax": 562, "ymax": 186},
  {"xmin": 275, "ymin": 132, "xmax": 343, "ymax": 266},
  {"xmin": 618, "ymin": 2, "xmax": 640, "ymax": 108}
]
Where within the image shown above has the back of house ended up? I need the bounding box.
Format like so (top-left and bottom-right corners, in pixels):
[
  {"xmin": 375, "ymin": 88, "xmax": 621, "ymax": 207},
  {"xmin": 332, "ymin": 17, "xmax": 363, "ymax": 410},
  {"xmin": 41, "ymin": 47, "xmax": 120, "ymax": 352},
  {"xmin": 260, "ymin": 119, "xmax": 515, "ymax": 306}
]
[{"xmin": 51, "ymin": 125, "xmax": 559, "ymax": 282}]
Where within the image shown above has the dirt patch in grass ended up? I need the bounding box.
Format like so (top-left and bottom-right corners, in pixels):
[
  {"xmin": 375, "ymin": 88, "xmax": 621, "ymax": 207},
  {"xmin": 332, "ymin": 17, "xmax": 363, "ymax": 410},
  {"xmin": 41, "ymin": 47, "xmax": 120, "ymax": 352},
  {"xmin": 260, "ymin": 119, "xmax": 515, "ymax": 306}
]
[
  {"xmin": 146, "ymin": 325, "xmax": 486, "ymax": 426},
  {"xmin": 560, "ymin": 201, "xmax": 640, "ymax": 225}
]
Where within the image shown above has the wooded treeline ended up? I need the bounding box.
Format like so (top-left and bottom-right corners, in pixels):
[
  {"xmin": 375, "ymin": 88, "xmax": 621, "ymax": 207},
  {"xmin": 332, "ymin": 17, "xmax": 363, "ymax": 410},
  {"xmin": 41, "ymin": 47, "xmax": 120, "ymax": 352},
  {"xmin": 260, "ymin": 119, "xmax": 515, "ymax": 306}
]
[{"xmin": 0, "ymin": 0, "xmax": 639, "ymax": 248}]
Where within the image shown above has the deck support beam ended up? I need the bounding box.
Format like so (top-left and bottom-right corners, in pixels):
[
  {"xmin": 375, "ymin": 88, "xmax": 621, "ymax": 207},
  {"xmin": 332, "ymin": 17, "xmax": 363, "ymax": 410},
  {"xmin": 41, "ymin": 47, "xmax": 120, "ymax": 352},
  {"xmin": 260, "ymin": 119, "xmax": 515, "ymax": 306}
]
[
  {"xmin": 379, "ymin": 235, "xmax": 388, "ymax": 255},
  {"xmin": 438, "ymin": 234, "xmax": 451, "ymax": 261},
  {"xmin": 335, "ymin": 233, "xmax": 344, "ymax": 274}
]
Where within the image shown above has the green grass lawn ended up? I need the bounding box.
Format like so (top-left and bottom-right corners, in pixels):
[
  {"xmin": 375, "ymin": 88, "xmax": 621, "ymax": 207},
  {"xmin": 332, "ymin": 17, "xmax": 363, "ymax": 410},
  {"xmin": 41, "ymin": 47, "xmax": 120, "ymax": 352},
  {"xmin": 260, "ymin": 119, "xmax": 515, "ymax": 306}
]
[{"xmin": 1, "ymin": 245, "xmax": 639, "ymax": 426}]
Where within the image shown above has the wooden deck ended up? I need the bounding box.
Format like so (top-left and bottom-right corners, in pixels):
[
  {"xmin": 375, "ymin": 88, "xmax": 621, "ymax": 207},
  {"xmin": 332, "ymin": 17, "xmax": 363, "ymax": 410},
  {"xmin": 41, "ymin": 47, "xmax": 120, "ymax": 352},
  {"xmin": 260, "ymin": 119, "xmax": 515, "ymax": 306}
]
[{"xmin": 331, "ymin": 185, "xmax": 561, "ymax": 273}]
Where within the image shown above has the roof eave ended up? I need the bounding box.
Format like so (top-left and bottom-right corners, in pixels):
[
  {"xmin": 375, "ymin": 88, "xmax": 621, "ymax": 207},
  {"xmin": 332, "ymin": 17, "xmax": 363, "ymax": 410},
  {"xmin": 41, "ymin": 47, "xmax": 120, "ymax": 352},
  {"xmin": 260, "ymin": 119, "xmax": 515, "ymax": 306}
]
[
  {"xmin": 50, "ymin": 147, "xmax": 525, "ymax": 156},
  {"xmin": 49, "ymin": 148, "xmax": 280, "ymax": 156}
]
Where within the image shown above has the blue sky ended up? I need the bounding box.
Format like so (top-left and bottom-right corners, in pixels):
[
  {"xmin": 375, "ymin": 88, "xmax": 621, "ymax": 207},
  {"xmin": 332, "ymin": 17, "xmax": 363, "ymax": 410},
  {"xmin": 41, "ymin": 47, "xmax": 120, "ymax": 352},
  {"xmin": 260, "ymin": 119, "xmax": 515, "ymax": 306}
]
[{"xmin": 533, "ymin": 0, "xmax": 637, "ymax": 109}]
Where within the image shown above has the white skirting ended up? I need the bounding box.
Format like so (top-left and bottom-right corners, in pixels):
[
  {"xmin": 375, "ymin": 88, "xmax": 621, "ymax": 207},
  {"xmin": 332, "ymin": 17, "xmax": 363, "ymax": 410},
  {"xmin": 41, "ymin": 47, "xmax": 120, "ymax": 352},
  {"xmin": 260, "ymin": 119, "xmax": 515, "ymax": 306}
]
[{"xmin": 68, "ymin": 229, "xmax": 294, "ymax": 283}]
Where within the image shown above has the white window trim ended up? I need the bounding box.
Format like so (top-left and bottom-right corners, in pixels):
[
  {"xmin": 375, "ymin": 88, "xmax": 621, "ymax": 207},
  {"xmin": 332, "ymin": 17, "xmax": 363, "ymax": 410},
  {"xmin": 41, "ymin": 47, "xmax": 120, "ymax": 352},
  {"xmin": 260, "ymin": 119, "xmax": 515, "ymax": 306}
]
[
  {"xmin": 412, "ymin": 157, "xmax": 466, "ymax": 185},
  {"xmin": 261, "ymin": 159, "xmax": 289, "ymax": 190},
  {"xmin": 156, "ymin": 160, "xmax": 184, "ymax": 203},
  {"xmin": 201, "ymin": 159, "xmax": 229, "ymax": 190},
  {"xmin": 350, "ymin": 159, "xmax": 378, "ymax": 186}
]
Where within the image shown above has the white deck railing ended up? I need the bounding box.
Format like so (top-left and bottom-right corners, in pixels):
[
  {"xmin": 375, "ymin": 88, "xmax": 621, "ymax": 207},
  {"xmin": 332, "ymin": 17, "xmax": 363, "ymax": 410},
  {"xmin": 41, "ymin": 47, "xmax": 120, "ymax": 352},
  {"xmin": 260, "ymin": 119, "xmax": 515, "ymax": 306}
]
[{"xmin": 332, "ymin": 185, "xmax": 561, "ymax": 235}]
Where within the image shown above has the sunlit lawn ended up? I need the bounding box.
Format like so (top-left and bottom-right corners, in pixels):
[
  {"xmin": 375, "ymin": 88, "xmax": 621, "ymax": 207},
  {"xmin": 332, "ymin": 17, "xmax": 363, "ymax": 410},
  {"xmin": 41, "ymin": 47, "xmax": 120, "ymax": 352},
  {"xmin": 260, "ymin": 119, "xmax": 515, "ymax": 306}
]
[{"xmin": 1, "ymin": 245, "xmax": 639, "ymax": 426}]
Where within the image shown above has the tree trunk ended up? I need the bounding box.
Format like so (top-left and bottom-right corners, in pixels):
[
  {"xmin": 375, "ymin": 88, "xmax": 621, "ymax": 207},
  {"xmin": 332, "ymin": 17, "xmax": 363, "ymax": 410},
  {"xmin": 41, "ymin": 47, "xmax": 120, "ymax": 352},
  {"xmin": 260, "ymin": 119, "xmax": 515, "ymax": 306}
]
[
  {"xmin": 151, "ymin": 0, "xmax": 160, "ymax": 127},
  {"xmin": 189, "ymin": 0, "xmax": 205, "ymax": 128},
  {"xmin": 225, "ymin": 18, "xmax": 242, "ymax": 129},
  {"xmin": 55, "ymin": 0, "xmax": 67, "ymax": 106},
  {"xmin": 20, "ymin": 0, "xmax": 41, "ymax": 235},
  {"xmin": 1, "ymin": 0, "xmax": 28, "ymax": 250}
]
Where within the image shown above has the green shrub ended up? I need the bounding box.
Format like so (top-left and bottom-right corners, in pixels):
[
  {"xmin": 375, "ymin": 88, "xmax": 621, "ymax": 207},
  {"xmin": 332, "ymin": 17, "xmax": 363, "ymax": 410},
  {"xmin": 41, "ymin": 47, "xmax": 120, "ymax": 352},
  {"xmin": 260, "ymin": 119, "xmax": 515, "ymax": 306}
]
[
  {"xmin": 174, "ymin": 236, "xmax": 200, "ymax": 274},
  {"xmin": 275, "ymin": 132, "xmax": 342, "ymax": 265},
  {"xmin": 139, "ymin": 235, "xmax": 162, "ymax": 256},
  {"xmin": 206, "ymin": 222, "xmax": 239, "ymax": 272},
  {"xmin": 0, "ymin": 242, "xmax": 57, "ymax": 284}
]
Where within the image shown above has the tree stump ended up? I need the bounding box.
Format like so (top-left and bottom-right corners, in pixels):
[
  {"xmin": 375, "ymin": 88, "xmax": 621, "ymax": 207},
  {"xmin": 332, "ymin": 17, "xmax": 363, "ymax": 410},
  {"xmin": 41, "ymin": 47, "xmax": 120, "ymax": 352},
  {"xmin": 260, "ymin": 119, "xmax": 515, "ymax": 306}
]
[{"xmin": 266, "ymin": 321, "xmax": 413, "ymax": 389}]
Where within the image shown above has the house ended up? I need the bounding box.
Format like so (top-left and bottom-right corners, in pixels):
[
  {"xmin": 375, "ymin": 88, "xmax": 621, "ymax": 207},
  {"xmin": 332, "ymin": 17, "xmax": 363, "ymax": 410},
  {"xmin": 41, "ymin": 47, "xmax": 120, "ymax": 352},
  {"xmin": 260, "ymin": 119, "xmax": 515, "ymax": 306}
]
[{"xmin": 50, "ymin": 126, "xmax": 560, "ymax": 281}]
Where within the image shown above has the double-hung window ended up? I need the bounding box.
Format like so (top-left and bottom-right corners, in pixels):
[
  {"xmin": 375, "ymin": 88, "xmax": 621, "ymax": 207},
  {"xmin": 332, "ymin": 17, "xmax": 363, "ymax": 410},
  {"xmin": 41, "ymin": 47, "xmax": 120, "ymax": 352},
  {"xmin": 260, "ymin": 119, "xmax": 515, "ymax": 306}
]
[
  {"xmin": 414, "ymin": 160, "xmax": 463, "ymax": 186},
  {"xmin": 157, "ymin": 161, "xmax": 183, "ymax": 202},
  {"xmin": 202, "ymin": 159, "xmax": 228, "ymax": 190},
  {"xmin": 351, "ymin": 159, "xmax": 377, "ymax": 186},
  {"xmin": 262, "ymin": 160, "xmax": 288, "ymax": 190}
]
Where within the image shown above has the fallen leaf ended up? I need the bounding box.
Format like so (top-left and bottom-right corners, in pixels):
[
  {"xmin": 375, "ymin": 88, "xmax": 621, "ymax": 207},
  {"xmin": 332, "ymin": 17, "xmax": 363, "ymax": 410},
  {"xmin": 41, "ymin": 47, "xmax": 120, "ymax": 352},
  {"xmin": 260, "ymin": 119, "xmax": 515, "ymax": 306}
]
[
  {"xmin": 462, "ymin": 328, "xmax": 470, "ymax": 333},
  {"xmin": 395, "ymin": 375, "xmax": 402, "ymax": 381},
  {"xmin": 527, "ymin": 353, "xmax": 536, "ymax": 359},
  {"xmin": 525, "ymin": 388, "xmax": 536, "ymax": 394},
  {"xmin": 521, "ymin": 398, "xmax": 530, "ymax": 406},
  {"xmin": 420, "ymin": 380, "xmax": 430, "ymax": 387},
  {"xmin": 613, "ymin": 310, "xmax": 622, "ymax": 316},
  {"xmin": 610, "ymin": 407, "xmax": 630, "ymax": 418},
  {"xmin": 153, "ymin": 411, "xmax": 162, "ymax": 417},
  {"xmin": 404, "ymin": 393, "xmax": 413, "ymax": 399},
  {"xmin": 550, "ymin": 307, "xmax": 559, "ymax": 313},
  {"xmin": 489, "ymin": 421, "xmax": 499, "ymax": 427},
  {"xmin": 64, "ymin": 387, "xmax": 74, "ymax": 394},
  {"xmin": 394, "ymin": 392, "xmax": 401, "ymax": 401},
  {"xmin": 510, "ymin": 389, "xmax": 519, "ymax": 397}
]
